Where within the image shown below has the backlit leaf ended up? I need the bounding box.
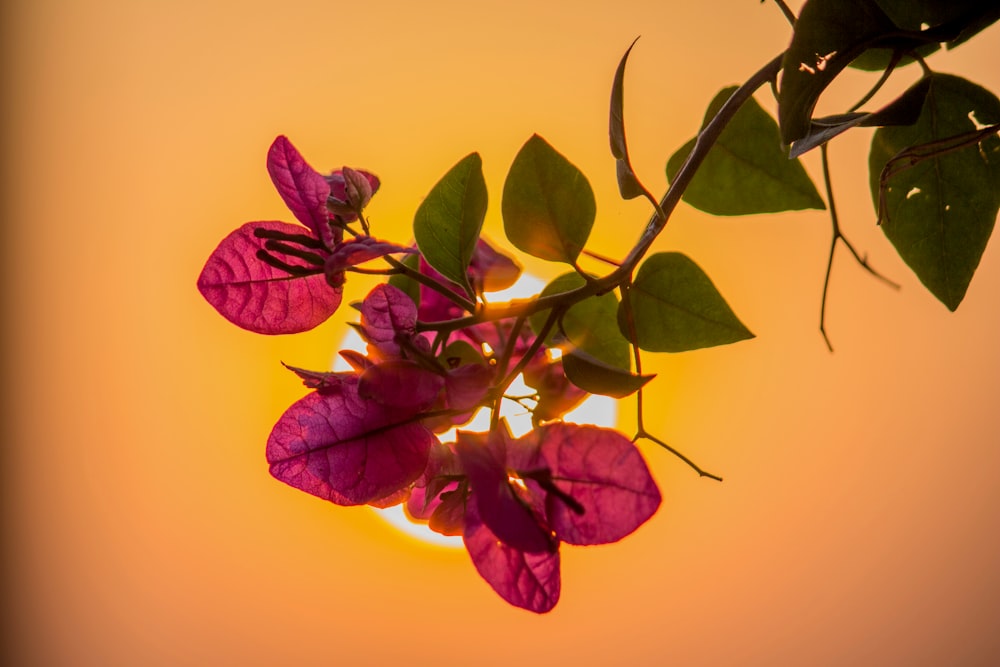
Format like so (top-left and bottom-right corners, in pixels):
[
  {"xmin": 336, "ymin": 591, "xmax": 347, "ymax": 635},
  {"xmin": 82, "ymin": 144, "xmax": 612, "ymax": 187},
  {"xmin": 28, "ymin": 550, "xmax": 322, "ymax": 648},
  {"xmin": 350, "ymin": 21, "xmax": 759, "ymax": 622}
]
[
  {"xmin": 529, "ymin": 273, "xmax": 631, "ymax": 371},
  {"xmin": 463, "ymin": 497, "xmax": 560, "ymax": 614},
  {"xmin": 266, "ymin": 378, "xmax": 436, "ymax": 506},
  {"xmin": 266, "ymin": 135, "xmax": 331, "ymax": 237},
  {"xmin": 667, "ymin": 87, "xmax": 824, "ymax": 214},
  {"xmin": 561, "ymin": 348, "xmax": 653, "ymax": 398},
  {"xmin": 413, "ymin": 153, "xmax": 488, "ymax": 294},
  {"xmin": 197, "ymin": 221, "xmax": 342, "ymax": 334},
  {"xmin": 514, "ymin": 423, "xmax": 661, "ymax": 546},
  {"xmin": 502, "ymin": 135, "xmax": 595, "ymax": 264},
  {"xmin": 869, "ymin": 73, "xmax": 1000, "ymax": 310},
  {"xmin": 789, "ymin": 76, "xmax": 930, "ymax": 158},
  {"xmin": 779, "ymin": 0, "xmax": 899, "ymax": 144},
  {"xmin": 456, "ymin": 430, "xmax": 555, "ymax": 555},
  {"xmin": 622, "ymin": 252, "xmax": 754, "ymax": 352},
  {"xmin": 610, "ymin": 37, "xmax": 645, "ymax": 200}
]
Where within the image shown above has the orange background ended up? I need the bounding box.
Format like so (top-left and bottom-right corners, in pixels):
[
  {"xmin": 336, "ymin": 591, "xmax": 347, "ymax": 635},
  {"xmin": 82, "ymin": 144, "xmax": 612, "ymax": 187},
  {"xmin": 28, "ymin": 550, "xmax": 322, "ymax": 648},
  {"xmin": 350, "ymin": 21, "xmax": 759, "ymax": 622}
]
[{"xmin": 4, "ymin": 1, "xmax": 1000, "ymax": 665}]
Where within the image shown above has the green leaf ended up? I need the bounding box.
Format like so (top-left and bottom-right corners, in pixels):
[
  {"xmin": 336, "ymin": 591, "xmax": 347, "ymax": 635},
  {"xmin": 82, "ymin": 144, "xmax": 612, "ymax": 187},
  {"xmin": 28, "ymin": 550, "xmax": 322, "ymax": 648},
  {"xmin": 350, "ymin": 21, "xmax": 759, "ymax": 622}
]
[
  {"xmin": 621, "ymin": 252, "xmax": 754, "ymax": 352},
  {"xmin": 413, "ymin": 152, "xmax": 487, "ymax": 294},
  {"xmin": 851, "ymin": 1, "xmax": 1000, "ymax": 69},
  {"xmin": 387, "ymin": 252, "xmax": 421, "ymax": 307},
  {"xmin": 529, "ymin": 273, "xmax": 631, "ymax": 371},
  {"xmin": 562, "ymin": 348, "xmax": 653, "ymax": 399},
  {"xmin": 666, "ymin": 87, "xmax": 825, "ymax": 215},
  {"xmin": 610, "ymin": 38, "xmax": 644, "ymax": 201},
  {"xmin": 789, "ymin": 76, "xmax": 930, "ymax": 158},
  {"xmin": 869, "ymin": 73, "xmax": 1000, "ymax": 311},
  {"xmin": 502, "ymin": 135, "xmax": 596, "ymax": 264},
  {"xmin": 779, "ymin": 0, "xmax": 900, "ymax": 144}
]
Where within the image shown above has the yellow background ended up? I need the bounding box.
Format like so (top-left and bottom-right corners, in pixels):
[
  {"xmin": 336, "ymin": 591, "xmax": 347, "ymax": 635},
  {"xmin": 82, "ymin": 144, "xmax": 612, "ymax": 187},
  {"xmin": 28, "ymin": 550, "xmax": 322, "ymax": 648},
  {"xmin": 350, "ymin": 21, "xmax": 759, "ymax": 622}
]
[{"xmin": 5, "ymin": 1, "xmax": 999, "ymax": 664}]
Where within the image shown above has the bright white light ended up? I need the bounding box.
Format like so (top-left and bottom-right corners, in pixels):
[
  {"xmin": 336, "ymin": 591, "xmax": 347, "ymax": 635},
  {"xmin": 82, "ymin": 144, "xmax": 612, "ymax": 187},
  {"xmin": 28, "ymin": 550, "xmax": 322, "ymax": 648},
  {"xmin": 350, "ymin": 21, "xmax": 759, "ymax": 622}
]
[{"xmin": 335, "ymin": 274, "xmax": 617, "ymax": 548}]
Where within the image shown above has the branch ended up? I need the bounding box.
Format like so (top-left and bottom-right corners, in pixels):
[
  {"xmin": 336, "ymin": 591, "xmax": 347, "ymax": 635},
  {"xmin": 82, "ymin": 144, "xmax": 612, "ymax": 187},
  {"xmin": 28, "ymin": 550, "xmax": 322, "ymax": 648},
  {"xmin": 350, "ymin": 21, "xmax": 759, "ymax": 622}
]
[
  {"xmin": 416, "ymin": 53, "xmax": 786, "ymax": 335},
  {"xmin": 819, "ymin": 144, "xmax": 899, "ymax": 351}
]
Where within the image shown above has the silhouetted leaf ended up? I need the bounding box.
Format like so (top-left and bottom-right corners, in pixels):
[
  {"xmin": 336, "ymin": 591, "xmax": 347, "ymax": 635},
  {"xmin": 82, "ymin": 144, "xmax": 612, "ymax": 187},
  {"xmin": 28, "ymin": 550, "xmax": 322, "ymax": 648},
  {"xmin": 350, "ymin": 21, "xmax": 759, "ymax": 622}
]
[
  {"xmin": 502, "ymin": 135, "xmax": 595, "ymax": 264},
  {"xmin": 869, "ymin": 73, "xmax": 1000, "ymax": 310},
  {"xmin": 413, "ymin": 153, "xmax": 487, "ymax": 295},
  {"xmin": 667, "ymin": 87, "xmax": 824, "ymax": 214},
  {"xmin": 780, "ymin": 0, "xmax": 900, "ymax": 144},
  {"xmin": 789, "ymin": 76, "xmax": 931, "ymax": 158},
  {"xmin": 561, "ymin": 348, "xmax": 653, "ymax": 398},
  {"xmin": 621, "ymin": 252, "xmax": 754, "ymax": 352},
  {"xmin": 610, "ymin": 38, "xmax": 645, "ymax": 200}
]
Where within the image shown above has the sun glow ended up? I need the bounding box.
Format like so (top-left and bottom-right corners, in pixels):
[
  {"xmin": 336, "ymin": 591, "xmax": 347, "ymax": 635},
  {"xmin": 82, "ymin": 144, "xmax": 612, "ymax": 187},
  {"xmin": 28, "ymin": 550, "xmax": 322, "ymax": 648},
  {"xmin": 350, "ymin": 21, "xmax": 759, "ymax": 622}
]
[{"xmin": 335, "ymin": 274, "xmax": 618, "ymax": 547}]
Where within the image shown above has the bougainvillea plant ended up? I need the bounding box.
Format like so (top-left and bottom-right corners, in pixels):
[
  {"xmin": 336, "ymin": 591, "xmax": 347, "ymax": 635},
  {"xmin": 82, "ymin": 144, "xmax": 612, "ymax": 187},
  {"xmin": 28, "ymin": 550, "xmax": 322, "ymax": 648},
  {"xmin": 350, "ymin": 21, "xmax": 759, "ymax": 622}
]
[{"xmin": 198, "ymin": 0, "xmax": 1000, "ymax": 612}]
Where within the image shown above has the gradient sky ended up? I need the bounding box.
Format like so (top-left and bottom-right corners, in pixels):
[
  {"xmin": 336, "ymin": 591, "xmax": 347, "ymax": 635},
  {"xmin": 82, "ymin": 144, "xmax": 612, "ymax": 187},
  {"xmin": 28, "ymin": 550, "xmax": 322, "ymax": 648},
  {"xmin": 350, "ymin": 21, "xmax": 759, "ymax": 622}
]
[{"xmin": 5, "ymin": 1, "xmax": 1000, "ymax": 665}]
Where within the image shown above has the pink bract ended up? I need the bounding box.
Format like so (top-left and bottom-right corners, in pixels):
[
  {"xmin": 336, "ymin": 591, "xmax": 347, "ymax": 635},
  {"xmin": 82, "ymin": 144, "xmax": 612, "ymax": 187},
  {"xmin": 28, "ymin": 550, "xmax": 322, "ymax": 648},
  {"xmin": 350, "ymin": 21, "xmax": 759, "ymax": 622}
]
[
  {"xmin": 266, "ymin": 376, "xmax": 437, "ymax": 506},
  {"xmin": 197, "ymin": 220, "xmax": 343, "ymax": 334}
]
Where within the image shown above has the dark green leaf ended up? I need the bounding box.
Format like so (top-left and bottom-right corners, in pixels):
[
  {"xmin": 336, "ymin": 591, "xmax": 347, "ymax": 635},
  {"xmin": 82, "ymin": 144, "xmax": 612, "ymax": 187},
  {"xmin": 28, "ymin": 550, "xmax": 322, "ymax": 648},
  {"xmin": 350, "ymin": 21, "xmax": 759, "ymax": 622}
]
[
  {"xmin": 387, "ymin": 252, "xmax": 421, "ymax": 307},
  {"xmin": 851, "ymin": 1, "xmax": 1000, "ymax": 69},
  {"xmin": 621, "ymin": 252, "xmax": 754, "ymax": 352},
  {"xmin": 869, "ymin": 73, "xmax": 1000, "ymax": 310},
  {"xmin": 413, "ymin": 152, "xmax": 487, "ymax": 294},
  {"xmin": 779, "ymin": 0, "xmax": 902, "ymax": 143},
  {"xmin": 666, "ymin": 87, "xmax": 825, "ymax": 214},
  {"xmin": 610, "ymin": 37, "xmax": 644, "ymax": 200},
  {"xmin": 502, "ymin": 135, "xmax": 596, "ymax": 264},
  {"xmin": 789, "ymin": 76, "xmax": 931, "ymax": 158},
  {"xmin": 562, "ymin": 348, "xmax": 653, "ymax": 399},
  {"xmin": 529, "ymin": 273, "xmax": 631, "ymax": 371}
]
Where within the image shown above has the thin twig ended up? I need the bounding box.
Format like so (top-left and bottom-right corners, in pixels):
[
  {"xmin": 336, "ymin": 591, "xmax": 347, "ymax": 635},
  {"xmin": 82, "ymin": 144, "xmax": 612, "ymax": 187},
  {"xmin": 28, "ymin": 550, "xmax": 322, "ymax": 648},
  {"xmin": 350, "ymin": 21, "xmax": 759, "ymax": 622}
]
[
  {"xmin": 383, "ymin": 255, "xmax": 477, "ymax": 313},
  {"xmin": 819, "ymin": 144, "xmax": 899, "ymax": 351}
]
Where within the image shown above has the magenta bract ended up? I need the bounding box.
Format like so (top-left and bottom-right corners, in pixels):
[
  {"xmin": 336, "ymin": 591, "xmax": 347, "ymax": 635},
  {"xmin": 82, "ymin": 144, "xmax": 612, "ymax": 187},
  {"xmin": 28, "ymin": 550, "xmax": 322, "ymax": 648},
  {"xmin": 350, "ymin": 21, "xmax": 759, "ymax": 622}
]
[
  {"xmin": 266, "ymin": 377, "xmax": 437, "ymax": 506},
  {"xmin": 197, "ymin": 221, "xmax": 343, "ymax": 334},
  {"xmin": 464, "ymin": 496, "xmax": 561, "ymax": 614},
  {"xmin": 267, "ymin": 135, "xmax": 335, "ymax": 242},
  {"xmin": 517, "ymin": 423, "xmax": 661, "ymax": 545},
  {"xmin": 456, "ymin": 430, "xmax": 556, "ymax": 555},
  {"xmin": 205, "ymin": 135, "xmax": 668, "ymax": 615},
  {"xmin": 198, "ymin": 136, "xmax": 389, "ymax": 334}
]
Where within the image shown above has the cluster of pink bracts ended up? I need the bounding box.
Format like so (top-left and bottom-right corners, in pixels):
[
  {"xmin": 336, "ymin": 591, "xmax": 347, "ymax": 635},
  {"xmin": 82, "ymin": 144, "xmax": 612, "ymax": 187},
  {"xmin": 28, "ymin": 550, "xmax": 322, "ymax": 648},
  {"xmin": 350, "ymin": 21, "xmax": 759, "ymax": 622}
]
[{"xmin": 197, "ymin": 136, "xmax": 661, "ymax": 612}]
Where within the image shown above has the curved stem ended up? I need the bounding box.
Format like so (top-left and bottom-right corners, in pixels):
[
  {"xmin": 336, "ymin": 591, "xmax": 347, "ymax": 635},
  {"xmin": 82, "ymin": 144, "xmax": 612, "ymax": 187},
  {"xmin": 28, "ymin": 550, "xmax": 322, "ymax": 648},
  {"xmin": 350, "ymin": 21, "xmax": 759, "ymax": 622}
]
[
  {"xmin": 637, "ymin": 431, "xmax": 723, "ymax": 481},
  {"xmin": 384, "ymin": 255, "xmax": 477, "ymax": 313},
  {"xmin": 417, "ymin": 53, "xmax": 786, "ymax": 335}
]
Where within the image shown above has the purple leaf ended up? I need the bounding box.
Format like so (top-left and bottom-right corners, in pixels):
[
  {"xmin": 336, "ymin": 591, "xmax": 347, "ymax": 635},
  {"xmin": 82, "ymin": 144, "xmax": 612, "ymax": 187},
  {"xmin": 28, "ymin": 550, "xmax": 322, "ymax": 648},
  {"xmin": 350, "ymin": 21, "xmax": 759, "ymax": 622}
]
[
  {"xmin": 518, "ymin": 423, "xmax": 661, "ymax": 546},
  {"xmin": 358, "ymin": 360, "xmax": 445, "ymax": 410},
  {"xmin": 428, "ymin": 487, "xmax": 466, "ymax": 536},
  {"xmin": 441, "ymin": 362, "xmax": 493, "ymax": 413},
  {"xmin": 197, "ymin": 221, "xmax": 342, "ymax": 334},
  {"xmin": 456, "ymin": 430, "xmax": 556, "ymax": 554},
  {"xmin": 463, "ymin": 498, "xmax": 560, "ymax": 614},
  {"xmin": 359, "ymin": 284, "xmax": 418, "ymax": 358},
  {"xmin": 469, "ymin": 238, "xmax": 522, "ymax": 293},
  {"xmin": 266, "ymin": 377, "xmax": 436, "ymax": 505},
  {"xmin": 266, "ymin": 136, "xmax": 332, "ymax": 238}
]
